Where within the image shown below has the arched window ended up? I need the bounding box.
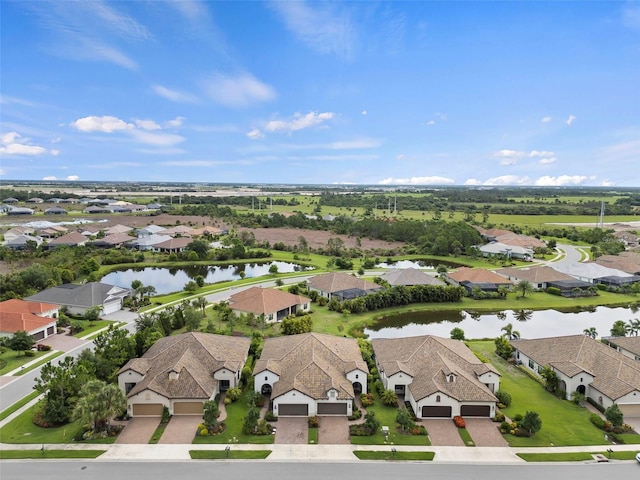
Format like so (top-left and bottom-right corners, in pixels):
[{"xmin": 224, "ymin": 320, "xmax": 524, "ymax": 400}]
[{"xmin": 436, "ymin": 395, "xmax": 441, "ymax": 403}]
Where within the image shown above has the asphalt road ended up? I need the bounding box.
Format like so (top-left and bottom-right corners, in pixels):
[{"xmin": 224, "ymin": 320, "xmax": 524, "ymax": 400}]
[{"xmin": 1, "ymin": 461, "xmax": 638, "ymax": 480}]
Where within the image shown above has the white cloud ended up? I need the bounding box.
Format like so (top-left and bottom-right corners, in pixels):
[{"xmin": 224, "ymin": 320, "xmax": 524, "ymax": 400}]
[
  {"xmin": 152, "ymin": 85, "xmax": 198, "ymax": 104},
  {"xmin": 202, "ymin": 72, "xmax": 276, "ymax": 108},
  {"xmin": 270, "ymin": 1, "xmax": 355, "ymax": 59},
  {"xmin": 396, "ymin": 154, "xmax": 406, "ymax": 160},
  {"xmin": 541, "ymin": 116, "xmax": 552, "ymax": 123},
  {"xmin": 566, "ymin": 114, "xmax": 577, "ymax": 126},
  {"xmin": 0, "ymin": 131, "xmax": 49, "ymax": 156},
  {"xmin": 378, "ymin": 176, "xmax": 455, "ymax": 185},
  {"xmin": 164, "ymin": 116, "xmax": 186, "ymax": 128},
  {"xmin": 361, "ymin": 110, "xmax": 367, "ymax": 115},
  {"xmin": 538, "ymin": 157, "xmax": 557, "ymax": 165},
  {"xmin": 246, "ymin": 129, "xmax": 264, "ymax": 140},
  {"xmin": 482, "ymin": 175, "xmax": 530, "ymax": 186},
  {"xmin": 435, "ymin": 112, "xmax": 447, "ymax": 120},
  {"xmin": 42, "ymin": 176, "xmax": 57, "ymax": 180},
  {"xmin": 534, "ymin": 175, "xmax": 587, "ymax": 186},
  {"xmin": 426, "ymin": 120, "xmax": 436, "ymax": 126},
  {"xmin": 328, "ymin": 138, "xmax": 379, "ymax": 149},
  {"xmin": 464, "ymin": 178, "xmax": 482, "ymax": 186},
  {"xmin": 265, "ymin": 112, "xmax": 334, "ymax": 133},
  {"xmin": 128, "ymin": 129, "xmax": 185, "ymax": 146},
  {"xmin": 51, "ymin": 149, "xmax": 60, "ymax": 156},
  {"xmin": 134, "ymin": 119, "xmax": 161, "ymax": 131},
  {"xmin": 71, "ymin": 115, "xmax": 134, "ymax": 133},
  {"xmin": 493, "ymin": 149, "xmax": 556, "ymax": 166},
  {"xmin": 601, "ymin": 179, "xmax": 616, "ymax": 187},
  {"xmin": 66, "ymin": 175, "xmax": 80, "ymax": 181}
]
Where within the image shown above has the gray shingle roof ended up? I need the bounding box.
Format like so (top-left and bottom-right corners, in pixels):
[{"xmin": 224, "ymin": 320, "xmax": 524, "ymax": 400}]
[
  {"xmin": 372, "ymin": 335, "xmax": 499, "ymax": 402},
  {"xmin": 308, "ymin": 272, "xmax": 381, "ymax": 294},
  {"xmin": 26, "ymin": 282, "xmax": 129, "ymax": 309},
  {"xmin": 380, "ymin": 268, "xmax": 445, "ymax": 286}
]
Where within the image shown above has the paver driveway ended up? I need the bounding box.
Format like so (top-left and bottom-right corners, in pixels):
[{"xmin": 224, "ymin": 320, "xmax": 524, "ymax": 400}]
[
  {"xmin": 159, "ymin": 415, "xmax": 202, "ymax": 444},
  {"xmin": 423, "ymin": 419, "xmax": 464, "ymax": 446},
  {"xmin": 116, "ymin": 417, "xmax": 160, "ymax": 444},
  {"xmin": 318, "ymin": 416, "xmax": 349, "ymax": 444},
  {"xmin": 464, "ymin": 418, "xmax": 507, "ymax": 447},
  {"xmin": 275, "ymin": 417, "xmax": 307, "ymax": 444}
]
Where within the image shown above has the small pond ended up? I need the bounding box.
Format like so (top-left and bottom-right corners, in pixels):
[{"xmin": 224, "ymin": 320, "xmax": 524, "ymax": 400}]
[
  {"xmin": 102, "ymin": 261, "xmax": 312, "ymax": 295},
  {"xmin": 365, "ymin": 305, "xmax": 639, "ymax": 340},
  {"xmin": 375, "ymin": 259, "xmax": 462, "ymax": 269}
]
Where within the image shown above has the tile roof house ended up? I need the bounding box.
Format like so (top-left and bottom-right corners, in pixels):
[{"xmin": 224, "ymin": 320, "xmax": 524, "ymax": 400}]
[
  {"xmin": 44, "ymin": 206, "xmax": 67, "ymax": 215},
  {"xmin": 153, "ymin": 236, "xmax": 193, "ymax": 253},
  {"xmin": 595, "ymin": 252, "xmax": 640, "ymax": 275},
  {"xmin": 551, "ymin": 261, "xmax": 636, "ymax": 285},
  {"xmin": 26, "ymin": 282, "xmax": 130, "ymax": 316},
  {"xmin": 3, "ymin": 234, "xmax": 43, "ymax": 250},
  {"xmin": 253, "ymin": 333, "xmax": 368, "ymax": 416},
  {"xmin": 0, "ymin": 299, "xmax": 59, "ymax": 340},
  {"xmin": 229, "ymin": 287, "xmax": 310, "ymax": 323},
  {"xmin": 379, "ymin": 268, "xmax": 445, "ymax": 286},
  {"xmin": 45, "ymin": 232, "xmax": 87, "ymax": 249},
  {"xmin": 118, "ymin": 332, "xmax": 250, "ymax": 416},
  {"xmin": 91, "ymin": 232, "xmax": 136, "ymax": 248},
  {"xmin": 446, "ymin": 267, "xmax": 513, "ymax": 294},
  {"xmin": 495, "ymin": 266, "xmax": 576, "ymax": 290},
  {"xmin": 601, "ymin": 336, "xmax": 640, "ymax": 362},
  {"xmin": 511, "ymin": 334, "xmax": 640, "ymax": 418},
  {"xmin": 136, "ymin": 225, "xmax": 167, "ymax": 237},
  {"xmin": 372, "ymin": 335, "xmax": 500, "ymax": 418},
  {"xmin": 477, "ymin": 227, "xmax": 546, "ymax": 249},
  {"xmin": 128, "ymin": 234, "xmax": 173, "ymax": 250},
  {"xmin": 104, "ymin": 224, "xmax": 134, "ymax": 235},
  {"xmin": 477, "ymin": 242, "xmax": 533, "ymax": 261},
  {"xmin": 307, "ymin": 272, "xmax": 383, "ymax": 301}
]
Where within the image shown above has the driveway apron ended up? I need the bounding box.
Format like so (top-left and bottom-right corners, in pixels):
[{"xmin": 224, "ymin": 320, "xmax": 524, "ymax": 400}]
[
  {"xmin": 464, "ymin": 418, "xmax": 507, "ymax": 447},
  {"xmin": 116, "ymin": 417, "xmax": 160, "ymax": 444},
  {"xmin": 423, "ymin": 419, "xmax": 465, "ymax": 446},
  {"xmin": 275, "ymin": 417, "xmax": 308, "ymax": 444},
  {"xmin": 318, "ymin": 416, "xmax": 349, "ymax": 445},
  {"xmin": 159, "ymin": 415, "xmax": 202, "ymax": 444}
]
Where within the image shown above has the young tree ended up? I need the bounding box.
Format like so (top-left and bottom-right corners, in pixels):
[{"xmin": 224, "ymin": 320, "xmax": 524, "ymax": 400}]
[
  {"xmin": 583, "ymin": 327, "xmax": 598, "ymax": 339},
  {"xmin": 501, "ymin": 323, "xmax": 520, "ymax": 340},
  {"xmin": 539, "ymin": 366, "xmax": 560, "ymax": 393},
  {"xmin": 520, "ymin": 411, "xmax": 542, "ymax": 437},
  {"xmin": 494, "ymin": 336, "xmax": 513, "ymax": 360},
  {"xmin": 605, "ymin": 403, "xmax": 624, "ymax": 427},
  {"xmin": 8, "ymin": 330, "xmax": 35, "ymax": 355},
  {"xmin": 610, "ymin": 320, "xmax": 628, "ymax": 337},
  {"xmin": 450, "ymin": 327, "xmax": 465, "ymax": 340},
  {"xmin": 72, "ymin": 379, "xmax": 126, "ymax": 433},
  {"xmin": 184, "ymin": 306, "xmax": 202, "ymax": 332},
  {"xmin": 84, "ymin": 305, "xmax": 102, "ymax": 323},
  {"xmin": 515, "ymin": 279, "xmax": 534, "ymax": 298},
  {"xmin": 396, "ymin": 407, "xmax": 415, "ymax": 432},
  {"xmin": 203, "ymin": 400, "xmax": 221, "ymax": 431},
  {"xmin": 380, "ymin": 389, "xmax": 398, "ymax": 407}
]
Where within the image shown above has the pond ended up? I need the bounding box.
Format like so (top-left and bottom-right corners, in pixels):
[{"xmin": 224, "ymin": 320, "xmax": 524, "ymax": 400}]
[
  {"xmin": 375, "ymin": 259, "xmax": 462, "ymax": 269},
  {"xmin": 102, "ymin": 261, "xmax": 312, "ymax": 295},
  {"xmin": 364, "ymin": 305, "xmax": 640, "ymax": 340}
]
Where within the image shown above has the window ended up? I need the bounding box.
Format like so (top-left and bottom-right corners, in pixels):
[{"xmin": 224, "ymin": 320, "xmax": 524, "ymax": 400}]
[
  {"xmin": 528, "ymin": 359, "xmax": 534, "ymax": 369},
  {"xmin": 436, "ymin": 395, "xmax": 441, "ymax": 403},
  {"xmin": 355, "ymin": 374, "xmax": 358, "ymax": 379},
  {"xmin": 265, "ymin": 376, "xmax": 268, "ymax": 381},
  {"xmin": 599, "ymin": 396, "xmax": 603, "ymax": 405}
]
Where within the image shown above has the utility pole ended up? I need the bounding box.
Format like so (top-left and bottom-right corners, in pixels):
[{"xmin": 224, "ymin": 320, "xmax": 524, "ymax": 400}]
[{"xmin": 598, "ymin": 201, "xmax": 605, "ymax": 229}]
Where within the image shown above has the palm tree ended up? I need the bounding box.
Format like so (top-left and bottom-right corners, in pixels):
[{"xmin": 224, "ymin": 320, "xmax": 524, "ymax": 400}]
[
  {"xmin": 193, "ymin": 297, "xmax": 208, "ymax": 317},
  {"xmin": 514, "ymin": 309, "xmax": 533, "ymax": 322},
  {"xmin": 583, "ymin": 327, "xmax": 598, "ymax": 339},
  {"xmin": 501, "ymin": 323, "xmax": 520, "ymax": 340},
  {"xmin": 627, "ymin": 318, "xmax": 640, "ymax": 336},
  {"xmin": 515, "ymin": 279, "xmax": 534, "ymax": 298},
  {"xmin": 72, "ymin": 380, "xmax": 126, "ymax": 433}
]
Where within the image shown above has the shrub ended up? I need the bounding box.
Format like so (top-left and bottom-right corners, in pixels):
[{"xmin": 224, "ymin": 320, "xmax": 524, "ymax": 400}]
[
  {"xmin": 36, "ymin": 344, "xmax": 52, "ymax": 351},
  {"xmin": 493, "ymin": 411, "xmax": 505, "ymax": 423},
  {"xmin": 589, "ymin": 413, "xmax": 605, "ymax": 429},
  {"xmin": 199, "ymin": 427, "xmax": 209, "ymax": 436},
  {"xmin": 495, "ymin": 390, "xmax": 511, "ymax": 407},
  {"xmin": 453, "ymin": 416, "xmax": 466, "ymax": 428},
  {"xmin": 348, "ymin": 408, "xmax": 362, "ymax": 421},
  {"xmin": 360, "ymin": 393, "xmax": 375, "ymax": 407},
  {"xmin": 546, "ymin": 286, "xmax": 562, "ymax": 296},
  {"xmin": 225, "ymin": 387, "xmax": 242, "ymax": 402},
  {"xmin": 24, "ymin": 350, "xmax": 36, "ymax": 357},
  {"xmin": 380, "ymin": 389, "xmax": 398, "ymax": 406},
  {"xmin": 265, "ymin": 410, "xmax": 277, "ymax": 422},
  {"xmin": 605, "ymin": 404, "xmax": 624, "ymax": 427},
  {"xmin": 513, "ymin": 413, "xmax": 523, "ymax": 422},
  {"xmin": 161, "ymin": 406, "xmax": 171, "ymax": 424},
  {"xmin": 308, "ymin": 416, "xmax": 319, "ymax": 428},
  {"xmin": 500, "ymin": 421, "xmax": 511, "ymax": 432},
  {"xmin": 410, "ymin": 425, "xmax": 427, "ymax": 436}
]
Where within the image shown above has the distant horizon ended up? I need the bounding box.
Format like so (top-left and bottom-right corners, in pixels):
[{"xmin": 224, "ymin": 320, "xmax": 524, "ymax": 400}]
[{"xmin": 2, "ymin": 2, "xmax": 638, "ymax": 186}]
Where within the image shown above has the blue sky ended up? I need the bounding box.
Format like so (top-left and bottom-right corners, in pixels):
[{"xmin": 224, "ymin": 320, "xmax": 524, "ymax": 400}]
[{"xmin": 1, "ymin": 1, "xmax": 638, "ymax": 186}]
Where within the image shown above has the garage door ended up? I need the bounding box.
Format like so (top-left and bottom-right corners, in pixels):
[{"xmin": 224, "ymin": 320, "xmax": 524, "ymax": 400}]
[
  {"xmin": 278, "ymin": 404, "xmax": 309, "ymax": 416},
  {"xmin": 132, "ymin": 403, "xmax": 164, "ymax": 416},
  {"xmin": 32, "ymin": 330, "xmax": 45, "ymax": 341},
  {"xmin": 102, "ymin": 301, "xmax": 121, "ymax": 315},
  {"xmin": 47, "ymin": 326, "xmax": 55, "ymax": 335},
  {"xmin": 460, "ymin": 405, "xmax": 491, "ymax": 417},
  {"xmin": 421, "ymin": 406, "xmax": 452, "ymax": 418},
  {"xmin": 619, "ymin": 404, "xmax": 640, "ymax": 417},
  {"xmin": 317, "ymin": 403, "xmax": 347, "ymax": 415},
  {"xmin": 174, "ymin": 402, "xmax": 204, "ymax": 415}
]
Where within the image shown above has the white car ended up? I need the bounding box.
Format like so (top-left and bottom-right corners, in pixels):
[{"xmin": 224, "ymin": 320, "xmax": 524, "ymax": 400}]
[{"xmin": 636, "ymin": 452, "xmax": 640, "ymax": 463}]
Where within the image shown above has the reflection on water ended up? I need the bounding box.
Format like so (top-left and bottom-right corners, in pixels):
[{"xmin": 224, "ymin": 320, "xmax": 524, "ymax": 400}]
[
  {"xmin": 375, "ymin": 259, "xmax": 463, "ymax": 269},
  {"xmin": 365, "ymin": 305, "xmax": 639, "ymax": 340},
  {"xmin": 102, "ymin": 261, "xmax": 311, "ymax": 295}
]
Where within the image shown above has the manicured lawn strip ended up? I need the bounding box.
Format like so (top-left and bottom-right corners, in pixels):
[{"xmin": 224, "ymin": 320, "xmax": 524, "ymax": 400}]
[
  {"xmin": 0, "ymin": 405, "xmax": 116, "ymax": 444},
  {"xmin": 0, "ymin": 350, "xmax": 49, "ymax": 375},
  {"xmin": 0, "ymin": 391, "xmax": 40, "ymax": 422},
  {"xmin": 191, "ymin": 390, "xmax": 273, "ymax": 444},
  {"xmin": 189, "ymin": 450, "xmax": 271, "ymax": 459},
  {"xmin": 148, "ymin": 422, "xmax": 168, "ymax": 444},
  {"xmin": 350, "ymin": 395, "xmax": 430, "ymax": 446},
  {"xmin": 517, "ymin": 451, "xmax": 638, "ymax": 462},
  {"xmin": 353, "ymin": 450, "xmax": 435, "ymax": 461},
  {"xmin": 0, "ymin": 449, "xmax": 105, "ymax": 459},
  {"xmin": 15, "ymin": 352, "xmax": 64, "ymax": 376},
  {"xmin": 308, "ymin": 427, "xmax": 318, "ymax": 444},
  {"xmin": 457, "ymin": 427, "xmax": 475, "ymax": 446},
  {"xmin": 73, "ymin": 320, "xmax": 114, "ymax": 338},
  {"xmin": 617, "ymin": 433, "xmax": 640, "ymax": 444},
  {"xmin": 467, "ymin": 341, "xmax": 605, "ymax": 447}
]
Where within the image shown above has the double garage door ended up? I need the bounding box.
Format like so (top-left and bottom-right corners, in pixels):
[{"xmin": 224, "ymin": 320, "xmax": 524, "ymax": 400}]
[{"xmin": 132, "ymin": 402, "xmax": 203, "ymax": 416}]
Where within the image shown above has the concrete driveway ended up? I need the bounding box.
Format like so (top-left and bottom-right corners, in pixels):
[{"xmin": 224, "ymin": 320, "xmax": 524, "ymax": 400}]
[
  {"xmin": 423, "ymin": 419, "xmax": 464, "ymax": 446},
  {"xmin": 464, "ymin": 418, "xmax": 507, "ymax": 447},
  {"xmin": 159, "ymin": 415, "xmax": 202, "ymax": 444},
  {"xmin": 275, "ymin": 417, "xmax": 308, "ymax": 444},
  {"xmin": 116, "ymin": 417, "xmax": 160, "ymax": 444},
  {"xmin": 318, "ymin": 416, "xmax": 349, "ymax": 444}
]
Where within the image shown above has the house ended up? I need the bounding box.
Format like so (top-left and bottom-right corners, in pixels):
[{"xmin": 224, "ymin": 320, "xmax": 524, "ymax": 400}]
[
  {"xmin": 253, "ymin": 333, "xmax": 368, "ymax": 416},
  {"xmin": 44, "ymin": 206, "xmax": 68, "ymax": 215},
  {"xmin": 26, "ymin": 197, "xmax": 44, "ymax": 203},
  {"xmin": 26, "ymin": 282, "xmax": 130, "ymax": 316},
  {"xmin": 372, "ymin": 335, "xmax": 500, "ymax": 418},
  {"xmin": 379, "ymin": 268, "xmax": 445, "ymax": 286},
  {"xmin": 551, "ymin": 261, "xmax": 635, "ymax": 285},
  {"xmin": 446, "ymin": 267, "xmax": 513, "ymax": 294},
  {"xmin": 104, "ymin": 224, "xmax": 134, "ymax": 236},
  {"xmin": 0, "ymin": 299, "xmax": 59, "ymax": 340},
  {"xmin": 595, "ymin": 252, "xmax": 640, "ymax": 275},
  {"xmin": 544, "ymin": 279, "xmax": 594, "ymax": 297},
  {"xmin": 118, "ymin": 332, "xmax": 250, "ymax": 416},
  {"xmin": 511, "ymin": 335, "xmax": 640, "ymax": 418},
  {"xmin": 3, "ymin": 234, "xmax": 43, "ymax": 250},
  {"xmin": 613, "ymin": 231, "xmax": 639, "ymax": 248},
  {"xmin": 477, "ymin": 227, "xmax": 546, "ymax": 249},
  {"xmin": 163, "ymin": 225, "xmax": 196, "ymax": 237},
  {"xmin": 228, "ymin": 287, "xmax": 310, "ymax": 323},
  {"xmin": 601, "ymin": 337, "xmax": 640, "ymax": 362},
  {"xmin": 45, "ymin": 232, "xmax": 88, "ymax": 249},
  {"xmin": 307, "ymin": 272, "xmax": 383, "ymax": 301},
  {"xmin": 495, "ymin": 266, "xmax": 576, "ymax": 290},
  {"xmin": 83, "ymin": 206, "xmax": 110, "ymax": 214},
  {"xmin": 128, "ymin": 234, "xmax": 173, "ymax": 251},
  {"xmin": 2, "ymin": 197, "xmax": 19, "ymax": 204},
  {"xmin": 7, "ymin": 206, "xmax": 34, "ymax": 215},
  {"xmin": 91, "ymin": 233, "xmax": 136, "ymax": 248},
  {"xmin": 153, "ymin": 236, "xmax": 192, "ymax": 253},
  {"xmin": 3, "ymin": 226, "xmax": 35, "ymax": 241},
  {"xmin": 136, "ymin": 225, "xmax": 167, "ymax": 237},
  {"xmin": 476, "ymin": 242, "xmax": 533, "ymax": 261}
]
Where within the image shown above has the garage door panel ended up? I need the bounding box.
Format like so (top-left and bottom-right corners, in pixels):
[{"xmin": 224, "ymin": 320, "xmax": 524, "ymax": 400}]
[
  {"xmin": 174, "ymin": 402, "xmax": 204, "ymax": 415},
  {"xmin": 460, "ymin": 405, "xmax": 491, "ymax": 417},
  {"xmin": 132, "ymin": 403, "xmax": 163, "ymax": 416},
  {"xmin": 619, "ymin": 404, "xmax": 640, "ymax": 417},
  {"xmin": 317, "ymin": 403, "xmax": 347, "ymax": 415},
  {"xmin": 421, "ymin": 406, "xmax": 452, "ymax": 418},
  {"xmin": 278, "ymin": 404, "xmax": 308, "ymax": 416}
]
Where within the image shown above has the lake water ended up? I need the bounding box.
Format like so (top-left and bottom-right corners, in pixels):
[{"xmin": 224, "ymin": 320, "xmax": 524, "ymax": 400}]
[
  {"xmin": 364, "ymin": 305, "xmax": 640, "ymax": 340},
  {"xmin": 375, "ymin": 259, "xmax": 462, "ymax": 269},
  {"xmin": 102, "ymin": 261, "xmax": 311, "ymax": 295}
]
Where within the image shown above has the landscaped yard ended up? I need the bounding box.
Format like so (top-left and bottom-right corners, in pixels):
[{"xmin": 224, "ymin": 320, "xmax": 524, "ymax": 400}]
[
  {"xmin": 0, "ymin": 349, "xmax": 50, "ymax": 375},
  {"xmin": 467, "ymin": 341, "xmax": 607, "ymax": 447},
  {"xmin": 0, "ymin": 449, "xmax": 106, "ymax": 459}
]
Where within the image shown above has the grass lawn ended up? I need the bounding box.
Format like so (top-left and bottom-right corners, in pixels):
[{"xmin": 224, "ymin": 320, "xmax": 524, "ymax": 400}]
[
  {"xmin": 74, "ymin": 320, "xmax": 114, "ymax": 338},
  {"xmin": 353, "ymin": 450, "xmax": 435, "ymax": 461},
  {"xmin": 517, "ymin": 451, "xmax": 638, "ymax": 462},
  {"xmin": 350, "ymin": 395, "xmax": 430, "ymax": 446},
  {"xmin": 148, "ymin": 422, "xmax": 168, "ymax": 444},
  {"xmin": 191, "ymin": 390, "xmax": 273, "ymax": 445},
  {"xmin": 468, "ymin": 341, "xmax": 606, "ymax": 447},
  {"xmin": 189, "ymin": 449, "xmax": 271, "ymax": 459},
  {"xmin": 0, "ymin": 404, "xmax": 116, "ymax": 445},
  {"xmin": 308, "ymin": 427, "xmax": 318, "ymax": 444},
  {"xmin": 15, "ymin": 352, "xmax": 64, "ymax": 376},
  {"xmin": 0, "ymin": 349, "xmax": 50, "ymax": 375},
  {"xmin": 0, "ymin": 391, "xmax": 41, "ymax": 421},
  {"xmin": 617, "ymin": 433, "xmax": 640, "ymax": 444},
  {"xmin": 457, "ymin": 427, "xmax": 475, "ymax": 446},
  {"xmin": 0, "ymin": 449, "xmax": 105, "ymax": 459}
]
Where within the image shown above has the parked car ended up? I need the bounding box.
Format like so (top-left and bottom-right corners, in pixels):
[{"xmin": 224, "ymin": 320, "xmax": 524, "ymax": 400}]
[{"xmin": 636, "ymin": 451, "xmax": 640, "ymax": 463}]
